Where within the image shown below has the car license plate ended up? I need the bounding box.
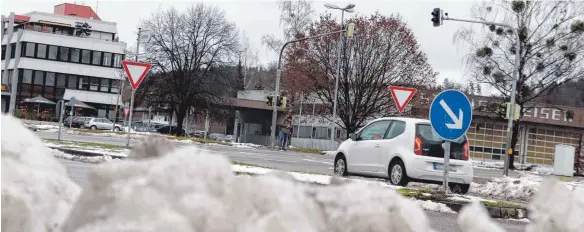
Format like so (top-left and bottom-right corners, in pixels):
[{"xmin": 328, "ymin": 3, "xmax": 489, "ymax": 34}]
[{"xmin": 433, "ymin": 162, "xmax": 456, "ymax": 172}]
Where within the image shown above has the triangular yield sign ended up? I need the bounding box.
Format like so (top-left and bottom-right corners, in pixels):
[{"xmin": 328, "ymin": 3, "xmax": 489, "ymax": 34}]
[
  {"xmin": 123, "ymin": 106, "xmax": 130, "ymax": 117},
  {"xmin": 122, "ymin": 60, "xmax": 152, "ymax": 90},
  {"xmin": 389, "ymin": 86, "xmax": 417, "ymax": 113}
]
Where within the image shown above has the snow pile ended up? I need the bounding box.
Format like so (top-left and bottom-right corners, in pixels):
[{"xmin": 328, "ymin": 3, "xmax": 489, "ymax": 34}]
[
  {"xmin": 231, "ymin": 142, "xmax": 263, "ymax": 148},
  {"xmin": 458, "ymin": 201, "xmax": 506, "ymax": 232},
  {"xmin": 1, "ymin": 115, "xmax": 81, "ymax": 231},
  {"xmin": 63, "ymin": 145, "xmax": 432, "ymax": 232},
  {"xmin": 470, "ymin": 173, "xmax": 542, "ymax": 202},
  {"xmin": 526, "ymin": 179, "xmax": 584, "ymax": 232}
]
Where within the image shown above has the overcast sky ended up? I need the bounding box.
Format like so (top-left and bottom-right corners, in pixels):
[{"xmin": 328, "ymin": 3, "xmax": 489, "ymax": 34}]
[{"xmin": 2, "ymin": 0, "xmax": 484, "ymax": 86}]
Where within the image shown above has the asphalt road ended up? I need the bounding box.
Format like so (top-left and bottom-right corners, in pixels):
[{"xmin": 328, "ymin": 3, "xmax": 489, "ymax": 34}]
[
  {"xmin": 37, "ymin": 131, "xmax": 519, "ymax": 183},
  {"xmin": 57, "ymin": 159, "xmax": 528, "ymax": 232}
]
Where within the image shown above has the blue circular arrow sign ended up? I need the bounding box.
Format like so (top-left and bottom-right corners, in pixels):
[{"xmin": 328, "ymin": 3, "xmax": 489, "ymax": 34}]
[{"xmin": 429, "ymin": 90, "xmax": 473, "ymax": 141}]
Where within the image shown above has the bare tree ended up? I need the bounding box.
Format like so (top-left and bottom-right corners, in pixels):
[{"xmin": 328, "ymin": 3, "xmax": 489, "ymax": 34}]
[
  {"xmin": 261, "ymin": 0, "xmax": 315, "ymax": 54},
  {"xmin": 138, "ymin": 4, "xmax": 240, "ymax": 133},
  {"xmin": 455, "ymin": 0, "xmax": 584, "ymax": 169},
  {"xmin": 237, "ymin": 32, "xmax": 260, "ymax": 90},
  {"xmin": 285, "ymin": 13, "xmax": 437, "ymax": 135}
]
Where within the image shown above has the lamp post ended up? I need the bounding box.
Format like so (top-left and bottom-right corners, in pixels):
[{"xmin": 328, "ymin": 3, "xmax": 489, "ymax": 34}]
[{"xmin": 325, "ymin": 3, "xmax": 355, "ymax": 143}]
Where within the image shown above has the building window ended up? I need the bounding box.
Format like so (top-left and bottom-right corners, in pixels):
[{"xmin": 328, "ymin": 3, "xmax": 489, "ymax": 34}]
[
  {"xmin": 103, "ymin": 52, "xmax": 112, "ymax": 66},
  {"xmin": 92, "ymin": 51, "xmax": 102, "ymax": 65},
  {"xmin": 24, "ymin": 42, "xmax": 35, "ymax": 57},
  {"xmin": 37, "ymin": 44, "xmax": 47, "ymax": 58},
  {"xmin": 22, "ymin": 69, "xmax": 33, "ymax": 84},
  {"xmin": 113, "ymin": 54, "xmax": 123, "ymax": 68},
  {"xmin": 33, "ymin": 70, "xmax": 44, "ymax": 85},
  {"xmin": 110, "ymin": 80, "xmax": 120, "ymax": 93},
  {"xmin": 10, "ymin": 44, "xmax": 16, "ymax": 58},
  {"xmin": 100, "ymin": 79, "xmax": 110, "ymax": 92},
  {"xmin": 56, "ymin": 73, "xmax": 66, "ymax": 87},
  {"xmin": 48, "ymin": 46, "xmax": 58, "ymax": 60},
  {"xmin": 78, "ymin": 76, "xmax": 89, "ymax": 90},
  {"xmin": 59, "ymin": 47, "xmax": 69, "ymax": 61},
  {"xmin": 70, "ymin": 48, "xmax": 80, "ymax": 63},
  {"xmin": 90, "ymin": 77, "xmax": 99, "ymax": 91},
  {"xmin": 1, "ymin": 45, "xmax": 5, "ymax": 60},
  {"xmin": 45, "ymin": 72, "xmax": 55, "ymax": 87},
  {"xmin": 81, "ymin": 50, "xmax": 91, "ymax": 64},
  {"xmin": 67, "ymin": 75, "xmax": 77, "ymax": 89}
]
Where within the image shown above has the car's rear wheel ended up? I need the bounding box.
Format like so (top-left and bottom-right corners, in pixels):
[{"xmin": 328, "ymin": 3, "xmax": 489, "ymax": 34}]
[
  {"xmin": 388, "ymin": 160, "xmax": 409, "ymax": 186},
  {"xmin": 334, "ymin": 156, "xmax": 348, "ymax": 177},
  {"xmin": 90, "ymin": 125, "xmax": 97, "ymax": 130},
  {"xmin": 449, "ymin": 183, "xmax": 470, "ymax": 194},
  {"xmin": 114, "ymin": 127, "xmax": 120, "ymax": 131}
]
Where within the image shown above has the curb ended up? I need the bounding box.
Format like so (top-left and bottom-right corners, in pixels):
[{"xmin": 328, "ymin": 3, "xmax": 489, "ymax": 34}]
[
  {"xmin": 442, "ymin": 201, "xmax": 528, "ymax": 219},
  {"xmin": 50, "ymin": 147, "xmax": 127, "ymax": 159}
]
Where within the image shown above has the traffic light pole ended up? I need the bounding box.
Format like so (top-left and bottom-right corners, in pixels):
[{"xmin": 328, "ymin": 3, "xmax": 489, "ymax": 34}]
[
  {"xmin": 441, "ymin": 16, "xmax": 520, "ymax": 176},
  {"xmin": 270, "ymin": 29, "xmax": 348, "ymax": 149}
]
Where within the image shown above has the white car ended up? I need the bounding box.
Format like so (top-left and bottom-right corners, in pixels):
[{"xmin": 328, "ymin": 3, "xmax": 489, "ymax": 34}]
[
  {"xmin": 84, "ymin": 117, "xmax": 123, "ymax": 131},
  {"xmin": 333, "ymin": 117, "xmax": 473, "ymax": 194}
]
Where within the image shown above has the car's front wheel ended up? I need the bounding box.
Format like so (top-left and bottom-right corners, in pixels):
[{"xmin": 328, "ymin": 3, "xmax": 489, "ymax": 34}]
[
  {"xmin": 449, "ymin": 183, "xmax": 470, "ymax": 194},
  {"xmin": 114, "ymin": 127, "xmax": 121, "ymax": 131},
  {"xmin": 334, "ymin": 156, "xmax": 348, "ymax": 177},
  {"xmin": 388, "ymin": 160, "xmax": 409, "ymax": 186},
  {"xmin": 90, "ymin": 125, "xmax": 97, "ymax": 130}
]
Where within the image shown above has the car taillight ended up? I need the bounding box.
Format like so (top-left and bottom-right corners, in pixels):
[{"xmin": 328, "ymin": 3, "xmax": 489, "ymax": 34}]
[
  {"xmin": 414, "ymin": 136, "xmax": 422, "ymax": 155},
  {"xmin": 463, "ymin": 142, "xmax": 470, "ymax": 160}
]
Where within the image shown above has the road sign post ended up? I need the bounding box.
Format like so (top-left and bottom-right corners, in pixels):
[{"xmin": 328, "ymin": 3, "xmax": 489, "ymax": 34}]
[
  {"xmin": 56, "ymin": 100, "xmax": 65, "ymax": 140},
  {"xmin": 69, "ymin": 97, "xmax": 77, "ymax": 128},
  {"xmin": 389, "ymin": 86, "xmax": 417, "ymax": 113},
  {"xmin": 121, "ymin": 58, "xmax": 152, "ymax": 147},
  {"xmin": 429, "ymin": 90, "xmax": 472, "ymax": 194}
]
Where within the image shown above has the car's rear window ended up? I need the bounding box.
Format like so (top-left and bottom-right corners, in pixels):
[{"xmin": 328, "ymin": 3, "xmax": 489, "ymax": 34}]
[{"xmin": 416, "ymin": 123, "xmax": 467, "ymax": 160}]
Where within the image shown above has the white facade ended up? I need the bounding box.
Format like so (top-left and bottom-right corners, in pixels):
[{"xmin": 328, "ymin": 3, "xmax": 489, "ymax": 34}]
[{"xmin": 2, "ymin": 10, "xmax": 127, "ymax": 119}]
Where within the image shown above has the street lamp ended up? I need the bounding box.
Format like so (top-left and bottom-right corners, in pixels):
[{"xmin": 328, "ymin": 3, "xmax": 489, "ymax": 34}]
[{"xmin": 325, "ymin": 3, "xmax": 355, "ymax": 144}]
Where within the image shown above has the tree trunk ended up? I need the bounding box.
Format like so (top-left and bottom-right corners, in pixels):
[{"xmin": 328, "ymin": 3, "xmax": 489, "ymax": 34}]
[
  {"xmin": 175, "ymin": 104, "xmax": 187, "ymax": 136},
  {"xmin": 508, "ymin": 122, "xmax": 521, "ymax": 170}
]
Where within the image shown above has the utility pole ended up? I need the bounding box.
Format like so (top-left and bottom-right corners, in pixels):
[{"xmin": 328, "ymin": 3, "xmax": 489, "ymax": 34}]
[
  {"xmin": 433, "ymin": 9, "xmax": 520, "ymax": 176},
  {"xmin": 325, "ymin": 3, "xmax": 355, "ymax": 143}
]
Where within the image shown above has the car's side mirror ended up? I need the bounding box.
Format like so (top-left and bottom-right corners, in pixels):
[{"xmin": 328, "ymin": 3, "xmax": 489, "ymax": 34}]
[{"xmin": 349, "ymin": 133, "xmax": 358, "ymax": 141}]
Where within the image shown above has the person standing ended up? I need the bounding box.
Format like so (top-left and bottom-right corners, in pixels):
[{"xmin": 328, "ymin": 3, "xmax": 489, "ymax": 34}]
[{"xmin": 279, "ymin": 125, "xmax": 287, "ymax": 150}]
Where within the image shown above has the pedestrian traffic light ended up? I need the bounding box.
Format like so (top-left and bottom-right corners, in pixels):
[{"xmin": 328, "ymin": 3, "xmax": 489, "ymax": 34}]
[
  {"xmin": 431, "ymin": 8, "xmax": 442, "ymax": 27},
  {"xmin": 266, "ymin": 96, "xmax": 273, "ymax": 106},
  {"xmin": 276, "ymin": 96, "xmax": 282, "ymax": 107}
]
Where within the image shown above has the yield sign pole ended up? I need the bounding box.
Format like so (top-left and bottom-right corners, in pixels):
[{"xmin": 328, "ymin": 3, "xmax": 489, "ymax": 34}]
[
  {"xmin": 122, "ymin": 28, "xmax": 152, "ymax": 147},
  {"xmin": 388, "ymin": 86, "xmax": 417, "ymax": 113}
]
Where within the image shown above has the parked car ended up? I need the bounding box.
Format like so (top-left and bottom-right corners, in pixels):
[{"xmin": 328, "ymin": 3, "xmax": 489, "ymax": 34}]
[
  {"xmin": 83, "ymin": 117, "xmax": 123, "ymax": 131},
  {"xmin": 65, "ymin": 116, "xmax": 90, "ymax": 128},
  {"xmin": 217, "ymin": 134, "xmax": 234, "ymax": 143},
  {"xmin": 208, "ymin": 133, "xmax": 223, "ymax": 140},
  {"xmin": 189, "ymin": 130, "xmax": 205, "ymax": 138},
  {"xmin": 332, "ymin": 117, "xmax": 473, "ymax": 194},
  {"xmin": 156, "ymin": 126, "xmax": 186, "ymax": 136}
]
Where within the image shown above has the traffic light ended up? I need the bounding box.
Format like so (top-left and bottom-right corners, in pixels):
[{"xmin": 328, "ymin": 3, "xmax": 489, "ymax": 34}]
[
  {"xmin": 266, "ymin": 96, "xmax": 273, "ymax": 106},
  {"xmin": 431, "ymin": 8, "xmax": 442, "ymax": 27},
  {"xmin": 281, "ymin": 97, "xmax": 287, "ymax": 109},
  {"xmin": 346, "ymin": 23, "xmax": 355, "ymax": 38},
  {"xmin": 276, "ymin": 96, "xmax": 282, "ymax": 107}
]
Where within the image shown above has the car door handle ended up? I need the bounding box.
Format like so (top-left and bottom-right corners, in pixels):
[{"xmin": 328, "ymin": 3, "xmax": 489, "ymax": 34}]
[{"xmin": 375, "ymin": 144, "xmax": 381, "ymax": 148}]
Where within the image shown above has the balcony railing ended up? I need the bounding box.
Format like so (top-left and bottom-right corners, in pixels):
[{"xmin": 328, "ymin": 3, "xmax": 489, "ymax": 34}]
[{"xmin": 17, "ymin": 22, "xmax": 122, "ymax": 43}]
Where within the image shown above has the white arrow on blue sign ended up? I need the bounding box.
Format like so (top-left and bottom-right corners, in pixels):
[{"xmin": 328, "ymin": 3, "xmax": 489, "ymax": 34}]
[{"xmin": 429, "ymin": 90, "xmax": 473, "ymax": 141}]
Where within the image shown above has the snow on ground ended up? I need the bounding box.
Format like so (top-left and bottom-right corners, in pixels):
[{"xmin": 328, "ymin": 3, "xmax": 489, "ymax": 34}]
[
  {"xmin": 51, "ymin": 148, "xmax": 116, "ymax": 163},
  {"xmin": 231, "ymin": 142, "xmax": 263, "ymax": 148},
  {"xmin": 43, "ymin": 140, "xmax": 130, "ymax": 157},
  {"xmin": 321, "ymin": 150, "xmax": 337, "ymax": 156},
  {"xmin": 470, "ymin": 173, "xmax": 584, "ymax": 202}
]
